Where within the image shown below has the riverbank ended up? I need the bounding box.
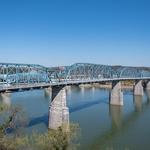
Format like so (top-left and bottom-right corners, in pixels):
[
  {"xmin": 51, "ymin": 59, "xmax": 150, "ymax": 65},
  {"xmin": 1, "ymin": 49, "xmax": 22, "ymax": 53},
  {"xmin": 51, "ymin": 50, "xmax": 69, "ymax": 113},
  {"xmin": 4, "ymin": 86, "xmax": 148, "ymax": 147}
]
[{"xmin": 79, "ymin": 83, "xmax": 134, "ymax": 90}]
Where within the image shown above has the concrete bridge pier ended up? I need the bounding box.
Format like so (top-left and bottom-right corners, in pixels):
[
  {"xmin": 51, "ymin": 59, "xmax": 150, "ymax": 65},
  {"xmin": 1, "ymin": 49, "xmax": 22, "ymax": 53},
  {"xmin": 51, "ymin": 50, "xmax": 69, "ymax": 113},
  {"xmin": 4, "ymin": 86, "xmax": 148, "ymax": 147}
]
[
  {"xmin": 48, "ymin": 86, "xmax": 69, "ymax": 130},
  {"xmin": 146, "ymin": 81, "xmax": 150, "ymax": 101},
  {"xmin": 134, "ymin": 80, "xmax": 144, "ymax": 96},
  {"xmin": 146, "ymin": 81, "xmax": 150, "ymax": 90},
  {"xmin": 110, "ymin": 81, "xmax": 123, "ymax": 106}
]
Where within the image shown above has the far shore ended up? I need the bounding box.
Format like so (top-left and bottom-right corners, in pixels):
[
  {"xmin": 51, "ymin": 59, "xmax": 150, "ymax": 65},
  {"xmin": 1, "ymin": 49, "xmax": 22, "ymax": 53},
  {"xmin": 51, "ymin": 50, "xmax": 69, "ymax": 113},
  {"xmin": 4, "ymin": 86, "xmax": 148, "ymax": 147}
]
[{"xmin": 78, "ymin": 83, "xmax": 134, "ymax": 90}]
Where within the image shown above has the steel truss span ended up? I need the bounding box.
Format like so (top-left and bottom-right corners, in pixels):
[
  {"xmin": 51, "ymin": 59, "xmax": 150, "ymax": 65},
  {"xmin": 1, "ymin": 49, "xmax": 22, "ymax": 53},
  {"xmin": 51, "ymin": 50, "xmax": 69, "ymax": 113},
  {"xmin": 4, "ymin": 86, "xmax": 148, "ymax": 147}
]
[
  {"xmin": 1, "ymin": 63, "xmax": 150, "ymax": 85},
  {"xmin": 49, "ymin": 63, "xmax": 150, "ymax": 81},
  {"xmin": 0, "ymin": 63, "xmax": 49, "ymax": 84}
]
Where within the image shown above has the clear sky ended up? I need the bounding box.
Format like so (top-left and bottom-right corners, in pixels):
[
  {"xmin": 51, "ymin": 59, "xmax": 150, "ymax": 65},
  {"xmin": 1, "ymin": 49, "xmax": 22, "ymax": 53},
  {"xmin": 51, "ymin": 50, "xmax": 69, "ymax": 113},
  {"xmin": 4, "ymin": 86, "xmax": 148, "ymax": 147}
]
[{"xmin": 0, "ymin": 0, "xmax": 150, "ymax": 67}]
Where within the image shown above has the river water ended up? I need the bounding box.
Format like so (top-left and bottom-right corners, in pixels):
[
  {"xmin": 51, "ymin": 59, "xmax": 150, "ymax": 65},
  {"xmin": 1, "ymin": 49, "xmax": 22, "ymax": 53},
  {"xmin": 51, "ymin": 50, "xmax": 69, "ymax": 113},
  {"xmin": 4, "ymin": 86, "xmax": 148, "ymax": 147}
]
[{"xmin": 1, "ymin": 86, "xmax": 150, "ymax": 150}]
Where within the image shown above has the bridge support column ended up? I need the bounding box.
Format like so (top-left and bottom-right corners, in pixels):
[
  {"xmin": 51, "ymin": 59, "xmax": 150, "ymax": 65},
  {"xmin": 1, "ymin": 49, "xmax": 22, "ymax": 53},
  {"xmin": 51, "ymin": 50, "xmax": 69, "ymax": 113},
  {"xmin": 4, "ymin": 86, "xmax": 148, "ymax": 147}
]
[
  {"xmin": 110, "ymin": 81, "xmax": 123, "ymax": 106},
  {"xmin": 48, "ymin": 86, "xmax": 69, "ymax": 130},
  {"xmin": 134, "ymin": 80, "xmax": 144, "ymax": 96},
  {"xmin": 146, "ymin": 81, "xmax": 150, "ymax": 90},
  {"xmin": 146, "ymin": 81, "xmax": 150, "ymax": 101}
]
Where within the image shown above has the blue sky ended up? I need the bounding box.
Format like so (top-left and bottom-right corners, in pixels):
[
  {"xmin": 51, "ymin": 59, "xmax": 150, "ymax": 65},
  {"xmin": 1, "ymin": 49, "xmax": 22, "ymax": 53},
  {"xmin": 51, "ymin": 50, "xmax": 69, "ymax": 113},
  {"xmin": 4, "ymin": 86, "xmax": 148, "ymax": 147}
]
[{"xmin": 0, "ymin": 0, "xmax": 150, "ymax": 67}]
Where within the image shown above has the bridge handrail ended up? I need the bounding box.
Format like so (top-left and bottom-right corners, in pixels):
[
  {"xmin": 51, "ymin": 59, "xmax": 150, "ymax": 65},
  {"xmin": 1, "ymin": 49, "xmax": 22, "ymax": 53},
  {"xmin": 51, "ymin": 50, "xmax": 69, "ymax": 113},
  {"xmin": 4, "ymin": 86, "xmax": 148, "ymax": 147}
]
[{"xmin": 0, "ymin": 77, "xmax": 150, "ymax": 91}]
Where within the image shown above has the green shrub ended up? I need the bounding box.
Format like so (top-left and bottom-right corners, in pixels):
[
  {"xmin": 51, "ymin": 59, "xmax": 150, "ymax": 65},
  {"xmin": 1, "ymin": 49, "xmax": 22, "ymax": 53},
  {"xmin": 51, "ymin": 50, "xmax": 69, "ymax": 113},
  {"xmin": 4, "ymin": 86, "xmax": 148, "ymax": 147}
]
[{"xmin": 0, "ymin": 103, "xmax": 80, "ymax": 150}]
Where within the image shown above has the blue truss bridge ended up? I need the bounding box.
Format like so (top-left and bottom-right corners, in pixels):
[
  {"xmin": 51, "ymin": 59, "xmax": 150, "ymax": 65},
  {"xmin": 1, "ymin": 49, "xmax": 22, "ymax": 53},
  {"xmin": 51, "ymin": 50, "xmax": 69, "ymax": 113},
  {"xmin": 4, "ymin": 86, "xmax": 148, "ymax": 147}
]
[
  {"xmin": 1, "ymin": 62, "xmax": 150, "ymax": 129},
  {"xmin": 0, "ymin": 62, "xmax": 150, "ymax": 88}
]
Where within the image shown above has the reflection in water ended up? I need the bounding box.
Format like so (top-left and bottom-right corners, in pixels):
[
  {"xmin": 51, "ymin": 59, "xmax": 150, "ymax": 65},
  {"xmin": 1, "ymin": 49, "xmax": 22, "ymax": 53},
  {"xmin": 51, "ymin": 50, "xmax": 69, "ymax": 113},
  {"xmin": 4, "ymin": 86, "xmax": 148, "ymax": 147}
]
[
  {"xmin": 5, "ymin": 87, "xmax": 150, "ymax": 150},
  {"xmin": 146, "ymin": 89, "xmax": 150, "ymax": 102},
  {"xmin": 88, "ymin": 94, "xmax": 150, "ymax": 150},
  {"xmin": 0, "ymin": 93, "xmax": 11, "ymax": 107},
  {"xmin": 92, "ymin": 87, "xmax": 96, "ymax": 98},
  {"xmin": 80, "ymin": 87, "xmax": 85, "ymax": 94},
  {"xmin": 92, "ymin": 87, "xmax": 95, "ymax": 93},
  {"xmin": 66, "ymin": 86, "xmax": 71, "ymax": 95},
  {"xmin": 109, "ymin": 105, "xmax": 123, "ymax": 129},
  {"xmin": 87, "ymin": 104, "xmax": 124, "ymax": 150},
  {"xmin": 44, "ymin": 88, "xmax": 51, "ymax": 100},
  {"xmin": 134, "ymin": 95, "xmax": 142, "ymax": 112}
]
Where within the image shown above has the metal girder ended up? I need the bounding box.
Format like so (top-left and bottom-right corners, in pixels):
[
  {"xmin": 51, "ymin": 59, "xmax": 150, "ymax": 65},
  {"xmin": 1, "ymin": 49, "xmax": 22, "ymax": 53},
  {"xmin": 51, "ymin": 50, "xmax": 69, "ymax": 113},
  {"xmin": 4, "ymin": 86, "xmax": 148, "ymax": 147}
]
[
  {"xmin": 48, "ymin": 63, "xmax": 150, "ymax": 80},
  {"xmin": 0, "ymin": 63, "xmax": 49, "ymax": 85},
  {"xmin": 1, "ymin": 63, "xmax": 150, "ymax": 86}
]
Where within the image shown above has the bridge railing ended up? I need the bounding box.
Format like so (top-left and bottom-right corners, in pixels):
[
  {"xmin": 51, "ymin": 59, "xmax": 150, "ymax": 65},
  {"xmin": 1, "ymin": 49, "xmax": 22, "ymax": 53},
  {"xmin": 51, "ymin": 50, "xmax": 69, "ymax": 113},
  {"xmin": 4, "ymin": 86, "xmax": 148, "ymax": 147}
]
[{"xmin": 1, "ymin": 77, "xmax": 150, "ymax": 91}]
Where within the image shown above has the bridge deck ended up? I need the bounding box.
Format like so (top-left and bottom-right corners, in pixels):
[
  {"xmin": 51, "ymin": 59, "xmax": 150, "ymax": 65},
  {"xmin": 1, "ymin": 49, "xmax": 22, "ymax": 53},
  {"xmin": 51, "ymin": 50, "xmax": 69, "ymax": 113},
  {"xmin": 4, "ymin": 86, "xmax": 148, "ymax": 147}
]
[{"xmin": 0, "ymin": 77, "xmax": 150, "ymax": 93}]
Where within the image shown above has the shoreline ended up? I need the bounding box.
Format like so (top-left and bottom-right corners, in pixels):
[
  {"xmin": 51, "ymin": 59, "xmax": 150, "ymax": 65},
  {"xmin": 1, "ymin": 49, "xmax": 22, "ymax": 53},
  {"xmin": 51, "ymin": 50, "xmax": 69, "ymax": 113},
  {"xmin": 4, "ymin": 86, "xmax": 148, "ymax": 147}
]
[{"xmin": 79, "ymin": 83, "xmax": 134, "ymax": 90}]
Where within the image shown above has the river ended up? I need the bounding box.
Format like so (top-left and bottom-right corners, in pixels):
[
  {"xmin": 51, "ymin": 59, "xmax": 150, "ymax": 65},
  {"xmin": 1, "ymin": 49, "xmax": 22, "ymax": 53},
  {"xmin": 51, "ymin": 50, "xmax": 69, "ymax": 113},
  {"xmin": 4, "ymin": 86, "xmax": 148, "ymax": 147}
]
[{"xmin": 1, "ymin": 86, "xmax": 150, "ymax": 150}]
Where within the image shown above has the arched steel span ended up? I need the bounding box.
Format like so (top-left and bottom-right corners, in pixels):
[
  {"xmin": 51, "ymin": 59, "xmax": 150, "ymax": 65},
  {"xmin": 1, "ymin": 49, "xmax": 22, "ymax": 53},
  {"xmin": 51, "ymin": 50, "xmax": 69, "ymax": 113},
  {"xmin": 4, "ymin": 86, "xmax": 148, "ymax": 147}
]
[
  {"xmin": 0, "ymin": 63, "xmax": 49, "ymax": 84},
  {"xmin": 1, "ymin": 63, "xmax": 150, "ymax": 85},
  {"xmin": 49, "ymin": 63, "xmax": 150, "ymax": 80}
]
